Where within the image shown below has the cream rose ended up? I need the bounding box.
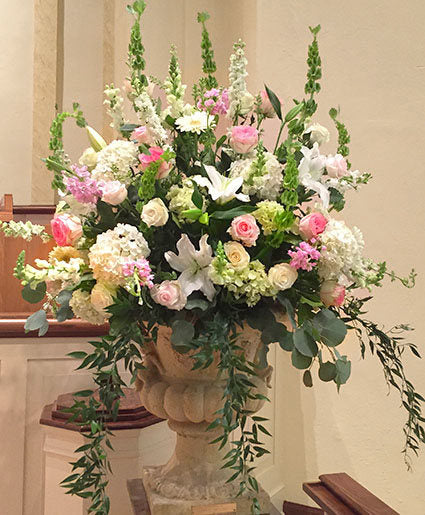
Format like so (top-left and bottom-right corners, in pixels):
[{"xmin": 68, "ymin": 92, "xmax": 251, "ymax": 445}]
[
  {"xmin": 79, "ymin": 147, "xmax": 98, "ymax": 170},
  {"xmin": 90, "ymin": 282, "xmax": 116, "ymax": 313},
  {"xmin": 224, "ymin": 241, "xmax": 250, "ymax": 269},
  {"xmin": 141, "ymin": 198, "xmax": 169, "ymax": 227},
  {"xmin": 101, "ymin": 181, "xmax": 128, "ymax": 206},
  {"xmin": 268, "ymin": 263, "xmax": 298, "ymax": 291},
  {"xmin": 305, "ymin": 123, "xmax": 330, "ymax": 146}
]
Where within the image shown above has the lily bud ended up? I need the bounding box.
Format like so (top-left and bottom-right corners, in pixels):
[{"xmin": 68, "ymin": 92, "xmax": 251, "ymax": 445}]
[{"xmin": 86, "ymin": 126, "xmax": 107, "ymax": 152}]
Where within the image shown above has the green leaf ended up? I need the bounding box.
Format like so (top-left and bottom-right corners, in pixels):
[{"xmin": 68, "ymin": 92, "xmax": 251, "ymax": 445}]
[
  {"xmin": 209, "ymin": 205, "xmax": 256, "ymax": 220},
  {"xmin": 278, "ymin": 331, "xmax": 294, "ymax": 352},
  {"xmin": 284, "ymin": 102, "xmax": 304, "ymax": 122},
  {"xmin": 291, "ymin": 348, "xmax": 312, "ymax": 370},
  {"xmin": 294, "ymin": 327, "xmax": 318, "ymax": 357},
  {"xmin": 171, "ymin": 319, "xmax": 195, "ymax": 348},
  {"xmin": 22, "ymin": 282, "xmax": 46, "ymax": 304},
  {"xmin": 191, "ymin": 183, "xmax": 204, "ymax": 209},
  {"xmin": 276, "ymin": 295, "xmax": 296, "ymax": 329},
  {"xmin": 335, "ymin": 357, "xmax": 351, "ymax": 386},
  {"xmin": 303, "ymin": 370, "xmax": 313, "ymax": 387},
  {"xmin": 312, "ymin": 309, "xmax": 347, "ymax": 347},
  {"xmin": 67, "ymin": 351, "xmax": 88, "ymax": 359},
  {"xmin": 25, "ymin": 309, "xmax": 49, "ymax": 336},
  {"xmin": 57, "ymin": 289, "xmax": 72, "ymax": 305},
  {"xmin": 182, "ymin": 208, "xmax": 203, "ymax": 220},
  {"xmin": 264, "ymin": 84, "xmax": 282, "ymax": 120},
  {"xmin": 318, "ymin": 361, "xmax": 337, "ymax": 382},
  {"xmin": 185, "ymin": 299, "xmax": 210, "ymax": 311}
]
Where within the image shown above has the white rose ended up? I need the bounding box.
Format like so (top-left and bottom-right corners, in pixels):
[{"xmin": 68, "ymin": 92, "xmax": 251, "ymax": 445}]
[
  {"xmin": 90, "ymin": 282, "xmax": 116, "ymax": 313},
  {"xmin": 325, "ymin": 154, "xmax": 348, "ymax": 178},
  {"xmin": 79, "ymin": 147, "xmax": 98, "ymax": 170},
  {"xmin": 239, "ymin": 91, "xmax": 255, "ymax": 115},
  {"xmin": 224, "ymin": 241, "xmax": 250, "ymax": 269},
  {"xmin": 101, "ymin": 181, "xmax": 128, "ymax": 206},
  {"xmin": 268, "ymin": 263, "xmax": 298, "ymax": 291},
  {"xmin": 305, "ymin": 123, "xmax": 330, "ymax": 146},
  {"xmin": 141, "ymin": 198, "xmax": 169, "ymax": 227}
]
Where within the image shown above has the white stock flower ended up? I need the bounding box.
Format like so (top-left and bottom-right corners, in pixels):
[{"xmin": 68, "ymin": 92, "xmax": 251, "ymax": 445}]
[
  {"xmin": 193, "ymin": 165, "xmax": 249, "ymax": 204},
  {"xmin": 104, "ymin": 85, "xmax": 128, "ymax": 133},
  {"xmin": 134, "ymin": 91, "xmax": 168, "ymax": 143},
  {"xmin": 228, "ymin": 39, "xmax": 253, "ymax": 119},
  {"xmin": 175, "ymin": 111, "xmax": 212, "ymax": 134},
  {"xmin": 165, "ymin": 234, "xmax": 216, "ymax": 301}
]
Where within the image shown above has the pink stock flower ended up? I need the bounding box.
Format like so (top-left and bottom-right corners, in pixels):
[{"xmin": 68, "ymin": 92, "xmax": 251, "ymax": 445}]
[
  {"xmin": 51, "ymin": 214, "xmax": 83, "ymax": 247},
  {"xmin": 288, "ymin": 241, "xmax": 321, "ymax": 271},
  {"xmin": 229, "ymin": 126, "xmax": 259, "ymax": 154},
  {"xmin": 258, "ymin": 90, "xmax": 278, "ymax": 118},
  {"xmin": 228, "ymin": 214, "xmax": 260, "ymax": 247},
  {"xmin": 131, "ymin": 126, "xmax": 153, "ymax": 145},
  {"xmin": 122, "ymin": 258, "xmax": 154, "ymax": 288},
  {"xmin": 320, "ymin": 280, "xmax": 346, "ymax": 307},
  {"xmin": 325, "ymin": 154, "xmax": 348, "ymax": 178},
  {"xmin": 299, "ymin": 212, "xmax": 328, "ymax": 241},
  {"xmin": 150, "ymin": 280, "xmax": 187, "ymax": 310},
  {"xmin": 197, "ymin": 88, "xmax": 229, "ymax": 115},
  {"xmin": 64, "ymin": 165, "xmax": 103, "ymax": 205},
  {"xmin": 101, "ymin": 181, "xmax": 128, "ymax": 206},
  {"xmin": 138, "ymin": 146, "xmax": 171, "ymax": 179}
]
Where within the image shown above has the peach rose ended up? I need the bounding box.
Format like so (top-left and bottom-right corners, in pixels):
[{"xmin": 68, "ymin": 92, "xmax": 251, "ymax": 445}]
[
  {"xmin": 320, "ymin": 280, "xmax": 346, "ymax": 307},
  {"xmin": 150, "ymin": 280, "xmax": 187, "ymax": 311},
  {"xmin": 299, "ymin": 213, "xmax": 328, "ymax": 241},
  {"xmin": 101, "ymin": 181, "xmax": 128, "ymax": 206},
  {"xmin": 130, "ymin": 126, "xmax": 154, "ymax": 145},
  {"xmin": 51, "ymin": 214, "xmax": 82, "ymax": 247},
  {"xmin": 224, "ymin": 241, "xmax": 250, "ymax": 269},
  {"xmin": 229, "ymin": 125, "xmax": 258, "ymax": 154},
  {"xmin": 228, "ymin": 214, "xmax": 260, "ymax": 247}
]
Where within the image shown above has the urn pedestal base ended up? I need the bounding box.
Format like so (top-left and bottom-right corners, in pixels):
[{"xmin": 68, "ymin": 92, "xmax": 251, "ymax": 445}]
[{"xmin": 142, "ymin": 467, "xmax": 271, "ymax": 515}]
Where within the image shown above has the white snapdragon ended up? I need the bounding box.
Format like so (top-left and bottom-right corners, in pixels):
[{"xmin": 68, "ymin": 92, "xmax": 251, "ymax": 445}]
[
  {"xmin": 228, "ymin": 40, "xmax": 254, "ymax": 120},
  {"xmin": 229, "ymin": 152, "xmax": 283, "ymax": 201},
  {"xmin": 134, "ymin": 91, "xmax": 168, "ymax": 143},
  {"xmin": 104, "ymin": 85, "xmax": 128, "ymax": 133},
  {"xmin": 1, "ymin": 220, "xmax": 51, "ymax": 242}
]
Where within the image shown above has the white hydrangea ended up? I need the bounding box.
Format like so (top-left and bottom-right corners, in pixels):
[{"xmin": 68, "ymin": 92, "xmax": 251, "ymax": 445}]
[
  {"xmin": 134, "ymin": 91, "xmax": 168, "ymax": 143},
  {"xmin": 227, "ymin": 40, "xmax": 254, "ymax": 120},
  {"xmin": 229, "ymin": 152, "xmax": 283, "ymax": 200},
  {"xmin": 318, "ymin": 219, "xmax": 367, "ymax": 286},
  {"xmin": 92, "ymin": 140, "xmax": 139, "ymax": 184},
  {"xmin": 88, "ymin": 224, "xmax": 150, "ymax": 285},
  {"xmin": 104, "ymin": 85, "xmax": 128, "ymax": 133},
  {"xmin": 69, "ymin": 290, "xmax": 108, "ymax": 325},
  {"xmin": 166, "ymin": 178, "xmax": 197, "ymax": 223}
]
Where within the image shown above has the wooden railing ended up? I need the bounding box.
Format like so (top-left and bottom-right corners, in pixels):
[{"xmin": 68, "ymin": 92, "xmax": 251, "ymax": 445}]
[{"xmin": 0, "ymin": 195, "xmax": 108, "ymax": 338}]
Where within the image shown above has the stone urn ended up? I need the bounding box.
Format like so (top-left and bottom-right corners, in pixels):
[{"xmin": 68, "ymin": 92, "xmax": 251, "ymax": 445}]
[{"xmin": 137, "ymin": 324, "xmax": 273, "ymax": 514}]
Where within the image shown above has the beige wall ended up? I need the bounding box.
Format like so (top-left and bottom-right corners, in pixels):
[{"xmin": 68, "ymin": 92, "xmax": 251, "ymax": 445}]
[{"xmin": 1, "ymin": 0, "xmax": 424, "ymax": 512}]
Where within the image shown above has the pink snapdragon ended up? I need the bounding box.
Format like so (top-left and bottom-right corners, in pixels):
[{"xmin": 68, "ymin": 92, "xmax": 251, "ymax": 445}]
[
  {"xmin": 138, "ymin": 146, "xmax": 171, "ymax": 179},
  {"xmin": 64, "ymin": 165, "xmax": 103, "ymax": 205},
  {"xmin": 288, "ymin": 241, "xmax": 321, "ymax": 271},
  {"xmin": 197, "ymin": 88, "xmax": 229, "ymax": 115},
  {"xmin": 122, "ymin": 258, "xmax": 154, "ymax": 289}
]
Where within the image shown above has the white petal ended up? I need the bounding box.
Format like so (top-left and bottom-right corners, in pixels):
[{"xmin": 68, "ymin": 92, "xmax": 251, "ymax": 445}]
[
  {"xmin": 165, "ymin": 234, "xmax": 195, "ymax": 272},
  {"xmin": 178, "ymin": 269, "xmax": 204, "ymax": 297},
  {"xmin": 192, "ymin": 175, "xmax": 212, "ymax": 191},
  {"xmin": 196, "ymin": 234, "xmax": 213, "ymax": 267},
  {"xmin": 235, "ymin": 192, "xmax": 250, "ymax": 203},
  {"xmin": 205, "ymin": 166, "xmax": 224, "ymax": 190},
  {"xmin": 198, "ymin": 270, "xmax": 216, "ymax": 301}
]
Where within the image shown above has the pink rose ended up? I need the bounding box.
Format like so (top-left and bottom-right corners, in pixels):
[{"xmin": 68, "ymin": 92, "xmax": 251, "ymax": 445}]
[
  {"xmin": 138, "ymin": 146, "xmax": 171, "ymax": 179},
  {"xmin": 50, "ymin": 214, "xmax": 82, "ymax": 247},
  {"xmin": 228, "ymin": 214, "xmax": 260, "ymax": 247},
  {"xmin": 150, "ymin": 280, "xmax": 187, "ymax": 311},
  {"xmin": 320, "ymin": 280, "xmax": 346, "ymax": 307},
  {"xmin": 258, "ymin": 90, "xmax": 277, "ymax": 118},
  {"xmin": 131, "ymin": 126, "xmax": 153, "ymax": 145},
  {"xmin": 101, "ymin": 181, "xmax": 127, "ymax": 206},
  {"xmin": 326, "ymin": 154, "xmax": 348, "ymax": 178},
  {"xmin": 229, "ymin": 126, "xmax": 258, "ymax": 154},
  {"xmin": 299, "ymin": 213, "xmax": 328, "ymax": 240}
]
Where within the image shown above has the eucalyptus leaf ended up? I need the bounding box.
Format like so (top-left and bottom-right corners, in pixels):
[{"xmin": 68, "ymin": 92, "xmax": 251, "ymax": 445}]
[
  {"xmin": 318, "ymin": 361, "xmax": 337, "ymax": 382},
  {"xmin": 312, "ymin": 309, "xmax": 347, "ymax": 347},
  {"xmin": 22, "ymin": 282, "xmax": 46, "ymax": 304},
  {"xmin": 303, "ymin": 370, "xmax": 313, "ymax": 387},
  {"xmin": 25, "ymin": 309, "xmax": 49, "ymax": 336},
  {"xmin": 335, "ymin": 357, "xmax": 351, "ymax": 386},
  {"xmin": 171, "ymin": 319, "xmax": 195, "ymax": 348},
  {"xmin": 185, "ymin": 299, "xmax": 210, "ymax": 311},
  {"xmin": 291, "ymin": 348, "xmax": 312, "ymax": 370},
  {"xmin": 294, "ymin": 327, "xmax": 318, "ymax": 357}
]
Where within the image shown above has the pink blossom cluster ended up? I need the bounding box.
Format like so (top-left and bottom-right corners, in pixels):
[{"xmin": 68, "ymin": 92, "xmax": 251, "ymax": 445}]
[
  {"xmin": 122, "ymin": 258, "xmax": 154, "ymax": 288},
  {"xmin": 197, "ymin": 88, "xmax": 229, "ymax": 115},
  {"xmin": 288, "ymin": 241, "xmax": 321, "ymax": 271},
  {"xmin": 64, "ymin": 165, "xmax": 103, "ymax": 205}
]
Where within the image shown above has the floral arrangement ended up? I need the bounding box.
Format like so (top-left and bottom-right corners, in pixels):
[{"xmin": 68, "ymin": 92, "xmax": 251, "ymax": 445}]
[{"xmin": 2, "ymin": 2, "xmax": 423, "ymax": 513}]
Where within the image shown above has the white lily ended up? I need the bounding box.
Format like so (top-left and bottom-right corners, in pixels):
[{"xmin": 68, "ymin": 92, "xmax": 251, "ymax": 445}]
[
  {"xmin": 298, "ymin": 143, "xmax": 330, "ymax": 208},
  {"xmin": 193, "ymin": 165, "xmax": 250, "ymax": 204},
  {"xmin": 164, "ymin": 234, "xmax": 216, "ymax": 301}
]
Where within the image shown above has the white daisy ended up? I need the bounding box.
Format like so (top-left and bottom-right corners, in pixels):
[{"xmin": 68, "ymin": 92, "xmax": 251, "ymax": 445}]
[{"xmin": 175, "ymin": 111, "xmax": 213, "ymax": 134}]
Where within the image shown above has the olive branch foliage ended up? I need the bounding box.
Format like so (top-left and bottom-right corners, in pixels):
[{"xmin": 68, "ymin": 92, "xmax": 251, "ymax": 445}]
[{"xmin": 17, "ymin": 6, "xmax": 425, "ymax": 515}]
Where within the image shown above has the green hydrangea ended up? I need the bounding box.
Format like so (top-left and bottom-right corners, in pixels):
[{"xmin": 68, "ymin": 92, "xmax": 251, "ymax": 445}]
[
  {"xmin": 166, "ymin": 179, "xmax": 197, "ymax": 223},
  {"xmin": 209, "ymin": 254, "xmax": 276, "ymax": 306},
  {"xmin": 254, "ymin": 200, "xmax": 285, "ymax": 235}
]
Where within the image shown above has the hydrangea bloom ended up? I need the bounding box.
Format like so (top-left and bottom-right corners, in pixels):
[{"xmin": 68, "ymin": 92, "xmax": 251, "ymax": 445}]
[
  {"xmin": 254, "ymin": 201, "xmax": 285, "ymax": 235},
  {"xmin": 89, "ymin": 224, "xmax": 150, "ymax": 285},
  {"xmin": 92, "ymin": 140, "xmax": 139, "ymax": 184},
  {"xmin": 229, "ymin": 152, "xmax": 283, "ymax": 200},
  {"xmin": 166, "ymin": 179, "xmax": 198, "ymax": 223},
  {"xmin": 69, "ymin": 290, "xmax": 108, "ymax": 325},
  {"xmin": 318, "ymin": 219, "xmax": 366, "ymax": 285},
  {"xmin": 64, "ymin": 165, "xmax": 103, "ymax": 205}
]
